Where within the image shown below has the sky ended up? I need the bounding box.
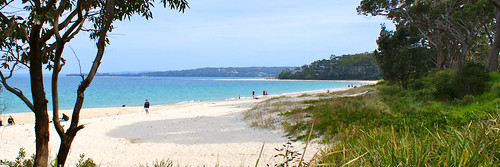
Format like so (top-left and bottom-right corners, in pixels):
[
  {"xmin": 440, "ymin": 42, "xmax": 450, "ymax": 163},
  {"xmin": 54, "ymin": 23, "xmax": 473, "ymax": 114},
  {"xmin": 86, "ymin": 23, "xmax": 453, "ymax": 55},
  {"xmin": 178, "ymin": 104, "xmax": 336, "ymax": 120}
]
[{"xmin": 12, "ymin": 0, "xmax": 394, "ymax": 74}]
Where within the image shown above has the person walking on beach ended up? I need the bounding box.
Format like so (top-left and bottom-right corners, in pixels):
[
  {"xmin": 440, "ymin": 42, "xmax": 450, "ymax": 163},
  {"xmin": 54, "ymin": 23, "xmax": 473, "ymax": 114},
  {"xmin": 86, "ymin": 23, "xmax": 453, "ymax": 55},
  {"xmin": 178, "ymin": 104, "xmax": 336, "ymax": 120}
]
[
  {"xmin": 8, "ymin": 115, "xmax": 15, "ymax": 125},
  {"xmin": 144, "ymin": 99, "xmax": 150, "ymax": 114},
  {"xmin": 252, "ymin": 91, "xmax": 255, "ymax": 98}
]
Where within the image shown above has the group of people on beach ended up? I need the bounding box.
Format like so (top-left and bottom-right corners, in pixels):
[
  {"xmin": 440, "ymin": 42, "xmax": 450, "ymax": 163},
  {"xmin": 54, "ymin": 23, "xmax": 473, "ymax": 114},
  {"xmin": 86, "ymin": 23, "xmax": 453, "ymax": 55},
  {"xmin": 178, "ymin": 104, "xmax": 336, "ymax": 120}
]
[
  {"xmin": 0, "ymin": 115, "xmax": 15, "ymax": 126},
  {"xmin": 251, "ymin": 90, "xmax": 269, "ymax": 99}
]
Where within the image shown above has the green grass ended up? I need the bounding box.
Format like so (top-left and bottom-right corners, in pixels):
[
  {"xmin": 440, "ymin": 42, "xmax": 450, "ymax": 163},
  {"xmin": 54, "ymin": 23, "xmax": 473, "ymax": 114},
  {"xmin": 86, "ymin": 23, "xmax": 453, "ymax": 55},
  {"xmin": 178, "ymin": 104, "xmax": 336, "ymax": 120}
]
[
  {"xmin": 314, "ymin": 115, "xmax": 499, "ymax": 166},
  {"xmin": 266, "ymin": 72, "xmax": 500, "ymax": 165}
]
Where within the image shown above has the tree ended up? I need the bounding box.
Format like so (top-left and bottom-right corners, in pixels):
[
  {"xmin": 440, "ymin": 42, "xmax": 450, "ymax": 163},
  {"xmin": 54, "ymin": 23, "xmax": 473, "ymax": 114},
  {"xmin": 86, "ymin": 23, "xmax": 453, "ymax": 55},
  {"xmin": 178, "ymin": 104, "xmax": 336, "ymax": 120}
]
[
  {"xmin": 488, "ymin": 0, "xmax": 500, "ymax": 71},
  {"xmin": 358, "ymin": 0, "xmax": 494, "ymax": 70},
  {"xmin": 374, "ymin": 24, "xmax": 431, "ymax": 89},
  {"xmin": 0, "ymin": 0, "xmax": 188, "ymax": 166}
]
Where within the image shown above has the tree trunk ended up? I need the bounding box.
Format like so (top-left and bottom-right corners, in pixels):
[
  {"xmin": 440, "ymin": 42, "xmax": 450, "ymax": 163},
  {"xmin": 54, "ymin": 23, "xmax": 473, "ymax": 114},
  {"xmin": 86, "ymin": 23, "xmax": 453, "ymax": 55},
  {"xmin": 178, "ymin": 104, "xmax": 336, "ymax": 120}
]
[
  {"xmin": 436, "ymin": 47, "xmax": 446, "ymax": 70},
  {"xmin": 488, "ymin": 7, "xmax": 500, "ymax": 71},
  {"xmin": 56, "ymin": 134, "xmax": 76, "ymax": 167},
  {"xmin": 30, "ymin": 22, "xmax": 50, "ymax": 167}
]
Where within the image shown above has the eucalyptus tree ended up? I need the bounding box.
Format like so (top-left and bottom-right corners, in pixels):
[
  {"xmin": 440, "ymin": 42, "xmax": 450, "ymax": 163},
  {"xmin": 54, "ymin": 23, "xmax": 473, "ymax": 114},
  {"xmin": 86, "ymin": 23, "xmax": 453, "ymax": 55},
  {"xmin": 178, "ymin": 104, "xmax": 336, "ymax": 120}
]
[
  {"xmin": 358, "ymin": 0, "xmax": 494, "ymax": 70},
  {"xmin": 488, "ymin": 0, "xmax": 500, "ymax": 71},
  {"xmin": 0, "ymin": 0, "xmax": 188, "ymax": 166}
]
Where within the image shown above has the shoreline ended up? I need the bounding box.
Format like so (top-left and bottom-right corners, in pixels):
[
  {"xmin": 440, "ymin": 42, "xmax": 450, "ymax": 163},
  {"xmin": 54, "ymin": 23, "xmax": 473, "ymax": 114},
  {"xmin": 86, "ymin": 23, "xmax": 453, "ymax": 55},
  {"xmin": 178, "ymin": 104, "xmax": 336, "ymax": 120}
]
[
  {"xmin": 0, "ymin": 83, "xmax": 377, "ymax": 166},
  {"xmin": 0, "ymin": 79, "xmax": 379, "ymax": 119},
  {"xmin": 0, "ymin": 78, "xmax": 379, "ymax": 116}
]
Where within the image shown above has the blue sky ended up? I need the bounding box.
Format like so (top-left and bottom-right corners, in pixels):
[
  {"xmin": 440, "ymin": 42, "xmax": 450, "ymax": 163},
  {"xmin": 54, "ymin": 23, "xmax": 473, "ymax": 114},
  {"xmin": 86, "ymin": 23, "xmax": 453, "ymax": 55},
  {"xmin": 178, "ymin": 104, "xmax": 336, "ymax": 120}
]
[{"xmin": 49, "ymin": 0, "xmax": 392, "ymax": 74}]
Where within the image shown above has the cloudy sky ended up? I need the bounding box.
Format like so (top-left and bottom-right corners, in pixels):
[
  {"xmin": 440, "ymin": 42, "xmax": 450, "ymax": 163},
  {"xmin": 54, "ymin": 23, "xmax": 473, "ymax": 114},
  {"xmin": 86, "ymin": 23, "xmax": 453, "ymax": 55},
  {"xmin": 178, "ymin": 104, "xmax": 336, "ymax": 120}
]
[{"xmin": 28, "ymin": 0, "xmax": 393, "ymax": 74}]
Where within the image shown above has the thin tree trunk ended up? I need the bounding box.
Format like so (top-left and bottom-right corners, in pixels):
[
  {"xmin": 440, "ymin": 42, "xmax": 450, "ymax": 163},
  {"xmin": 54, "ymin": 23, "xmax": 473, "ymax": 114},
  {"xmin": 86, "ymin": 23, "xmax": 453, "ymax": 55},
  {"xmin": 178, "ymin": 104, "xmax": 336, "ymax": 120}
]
[
  {"xmin": 29, "ymin": 20, "xmax": 50, "ymax": 167},
  {"xmin": 55, "ymin": 0, "xmax": 115, "ymax": 166},
  {"xmin": 488, "ymin": 7, "xmax": 500, "ymax": 71}
]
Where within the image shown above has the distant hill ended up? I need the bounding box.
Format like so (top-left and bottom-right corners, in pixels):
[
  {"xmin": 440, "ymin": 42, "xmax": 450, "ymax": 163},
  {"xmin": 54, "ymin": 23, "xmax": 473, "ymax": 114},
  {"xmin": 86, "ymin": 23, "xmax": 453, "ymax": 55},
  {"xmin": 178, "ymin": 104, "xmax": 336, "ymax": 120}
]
[
  {"xmin": 68, "ymin": 67, "xmax": 293, "ymax": 77},
  {"xmin": 277, "ymin": 52, "xmax": 382, "ymax": 80}
]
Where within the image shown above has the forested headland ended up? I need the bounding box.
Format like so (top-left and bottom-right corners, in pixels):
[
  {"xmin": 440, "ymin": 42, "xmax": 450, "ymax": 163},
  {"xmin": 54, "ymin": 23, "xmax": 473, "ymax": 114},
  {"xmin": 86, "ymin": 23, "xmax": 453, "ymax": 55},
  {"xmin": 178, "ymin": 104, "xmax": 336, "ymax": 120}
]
[{"xmin": 276, "ymin": 52, "xmax": 382, "ymax": 80}]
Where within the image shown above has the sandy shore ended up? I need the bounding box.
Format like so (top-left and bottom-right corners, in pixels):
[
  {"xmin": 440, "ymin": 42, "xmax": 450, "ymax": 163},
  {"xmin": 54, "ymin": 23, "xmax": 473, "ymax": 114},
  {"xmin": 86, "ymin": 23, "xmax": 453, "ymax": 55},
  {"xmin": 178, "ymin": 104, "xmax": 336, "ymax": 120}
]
[
  {"xmin": 0, "ymin": 80, "xmax": 379, "ymax": 166},
  {"xmin": 0, "ymin": 97, "xmax": 320, "ymax": 166}
]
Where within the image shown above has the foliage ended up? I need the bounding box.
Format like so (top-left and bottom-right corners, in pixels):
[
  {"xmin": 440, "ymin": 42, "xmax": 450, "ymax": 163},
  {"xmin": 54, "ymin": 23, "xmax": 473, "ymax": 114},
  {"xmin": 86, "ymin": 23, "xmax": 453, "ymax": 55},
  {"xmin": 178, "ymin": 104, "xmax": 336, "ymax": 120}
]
[
  {"xmin": 0, "ymin": 0, "xmax": 188, "ymax": 166},
  {"xmin": 314, "ymin": 115, "xmax": 500, "ymax": 166},
  {"xmin": 358, "ymin": 0, "xmax": 495, "ymax": 71},
  {"xmin": 271, "ymin": 70, "xmax": 500, "ymax": 166},
  {"xmin": 0, "ymin": 148, "xmax": 34, "ymax": 167},
  {"xmin": 278, "ymin": 70, "xmax": 499, "ymax": 140},
  {"xmin": 76, "ymin": 154, "xmax": 96, "ymax": 167},
  {"xmin": 432, "ymin": 63, "xmax": 491, "ymax": 100},
  {"xmin": 1, "ymin": 150, "xmax": 97, "ymax": 167},
  {"xmin": 277, "ymin": 52, "xmax": 382, "ymax": 80},
  {"xmin": 374, "ymin": 24, "xmax": 432, "ymax": 89}
]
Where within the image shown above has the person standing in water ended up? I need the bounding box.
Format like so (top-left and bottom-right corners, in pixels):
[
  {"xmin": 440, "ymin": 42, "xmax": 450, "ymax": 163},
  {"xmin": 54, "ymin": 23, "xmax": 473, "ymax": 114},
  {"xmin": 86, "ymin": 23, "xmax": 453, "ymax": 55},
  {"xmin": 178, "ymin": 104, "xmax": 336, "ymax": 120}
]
[{"xmin": 144, "ymin": 99, "xmax": 150, "ymax": 114}]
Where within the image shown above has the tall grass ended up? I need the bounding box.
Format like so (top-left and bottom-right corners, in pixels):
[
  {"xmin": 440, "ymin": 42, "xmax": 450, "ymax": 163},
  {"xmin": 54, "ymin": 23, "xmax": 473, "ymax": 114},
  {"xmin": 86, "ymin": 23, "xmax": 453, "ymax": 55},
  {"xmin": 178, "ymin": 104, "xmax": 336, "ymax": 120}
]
[{"xmin": 314, "ymin": 114, "xmax": 499, "ymax": 166}]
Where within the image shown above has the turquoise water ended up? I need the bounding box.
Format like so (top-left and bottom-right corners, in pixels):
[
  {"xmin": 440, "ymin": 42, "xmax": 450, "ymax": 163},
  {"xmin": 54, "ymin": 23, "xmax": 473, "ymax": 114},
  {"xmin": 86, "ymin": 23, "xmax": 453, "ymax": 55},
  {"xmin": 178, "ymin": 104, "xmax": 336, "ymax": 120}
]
[{"xmin": 0, "ymin": 76, "xmax": 364, "ymax": 114}]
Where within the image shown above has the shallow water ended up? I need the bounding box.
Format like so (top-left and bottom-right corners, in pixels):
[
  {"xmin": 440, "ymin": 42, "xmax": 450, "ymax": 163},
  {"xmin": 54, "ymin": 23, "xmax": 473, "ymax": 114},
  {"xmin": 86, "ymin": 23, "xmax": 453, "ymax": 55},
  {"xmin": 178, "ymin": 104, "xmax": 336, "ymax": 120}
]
[{"xmin": 0, "ymin": 76, "xmax": 364, "ymax": 113}]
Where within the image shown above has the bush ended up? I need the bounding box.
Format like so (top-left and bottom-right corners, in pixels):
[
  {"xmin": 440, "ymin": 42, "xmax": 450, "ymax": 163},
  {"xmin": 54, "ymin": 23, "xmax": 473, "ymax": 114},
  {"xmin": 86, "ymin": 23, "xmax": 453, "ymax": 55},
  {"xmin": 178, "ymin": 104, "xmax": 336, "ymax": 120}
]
[
  {"xmin": 454, "ymin": 63, "xmax": 490, "ymax": 98},
  {"xmin": 430, "ymin": 63, "xmax": 490, "ymax": 101}
]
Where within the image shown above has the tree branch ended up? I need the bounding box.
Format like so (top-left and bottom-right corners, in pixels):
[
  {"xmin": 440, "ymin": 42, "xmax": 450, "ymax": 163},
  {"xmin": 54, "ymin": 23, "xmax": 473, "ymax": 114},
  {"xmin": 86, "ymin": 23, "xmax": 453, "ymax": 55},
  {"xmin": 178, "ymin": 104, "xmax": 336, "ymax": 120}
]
[
  {"xmin": 69, "ymin": 0, "xmax": 116, "ymax": 134},
  {"xmin": 52, "ymin": 0, "xmax": 68, "ymax": 139},
  {"xmin": 0, "ymin": 70, "xmax": 34, "ymax": 111}
]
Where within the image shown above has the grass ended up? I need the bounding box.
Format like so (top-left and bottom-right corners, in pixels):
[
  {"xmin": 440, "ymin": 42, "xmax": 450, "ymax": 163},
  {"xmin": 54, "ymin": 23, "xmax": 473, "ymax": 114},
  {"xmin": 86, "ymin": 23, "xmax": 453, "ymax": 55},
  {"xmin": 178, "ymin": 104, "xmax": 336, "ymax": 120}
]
[
  {"xmin": 245, "ymin": 71, "xmax": 500, "ymax": 166},
  {"xmin": 313, "ymin": 115, "xmax": 499, "ymax": 166}
]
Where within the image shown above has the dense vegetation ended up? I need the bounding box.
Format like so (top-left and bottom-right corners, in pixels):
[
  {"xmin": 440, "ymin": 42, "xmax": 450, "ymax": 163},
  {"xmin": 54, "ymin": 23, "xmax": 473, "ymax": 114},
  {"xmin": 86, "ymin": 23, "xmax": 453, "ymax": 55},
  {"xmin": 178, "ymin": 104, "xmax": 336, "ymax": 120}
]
[
  {"xmin": 275, "ymin": 69, "xmax": 499, "ymax": 166},
  {"xmin": 277, "ymin": 53, "xmax": 382, "ymax": 80}
]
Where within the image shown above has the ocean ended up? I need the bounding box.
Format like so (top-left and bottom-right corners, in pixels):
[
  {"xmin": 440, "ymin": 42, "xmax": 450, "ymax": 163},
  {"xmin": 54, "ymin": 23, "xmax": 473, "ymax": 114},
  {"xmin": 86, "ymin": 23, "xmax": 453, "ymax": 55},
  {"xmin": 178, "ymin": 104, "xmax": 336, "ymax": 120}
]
[{"xmin": 0, "ymin": 76, "xmax": 365, "ymax": 114}]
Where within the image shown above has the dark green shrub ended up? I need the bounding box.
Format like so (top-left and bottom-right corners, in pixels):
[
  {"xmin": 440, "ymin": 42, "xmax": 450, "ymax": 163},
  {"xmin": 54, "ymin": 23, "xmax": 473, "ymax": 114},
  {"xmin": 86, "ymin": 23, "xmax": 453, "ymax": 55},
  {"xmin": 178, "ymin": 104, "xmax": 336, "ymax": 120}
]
[
  {"xmin": 427, "ymin": 70, "xmax": 456, "ymax": 100},
  {"xmin": 454, "ymin": 63, "xmax": 490, "ymax": 98}
]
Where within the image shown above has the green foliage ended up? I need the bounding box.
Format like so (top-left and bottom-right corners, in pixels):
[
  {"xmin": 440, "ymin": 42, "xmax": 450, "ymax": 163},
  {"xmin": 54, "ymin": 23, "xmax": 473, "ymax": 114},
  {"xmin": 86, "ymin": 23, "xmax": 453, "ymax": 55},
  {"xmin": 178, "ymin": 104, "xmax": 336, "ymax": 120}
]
[
  {"xmin": 315, "ymin": 115, "xmax": 500, "ymax": 166},
  {"xmin": 358, "ymin": 0, "xmax": 494, "ymax": 71},
  {"xmin": 275, "ymin": 70, "xmax": 500, "ymax": 166},
  {"xmin": 375, "ymin": 24, "xmax": 432, "ymax": 89},
  {"xmin": 432, "ymin": 63, "xmax": 490, "ymax": 100},
  {"xmin": 454, "ymin": 63, "xmax": 491, "ymax": 97},
  {"xmin": 280, "ymin": 71, "xmax": 499, "ymax": 141},
  {"xmin": 0, "ymin": 148, "xmax": 34, "ymax": 167},
  {"xmin": 76, "ymin": 154, "xmax": 97, "ymax": 167},
  {"xmin": 0, "ymin": 150, "xmax": 98, "ymax": 167},
  {"xmin": 277, "ymin": 52, "xmax": 382, "ymax": 80}
]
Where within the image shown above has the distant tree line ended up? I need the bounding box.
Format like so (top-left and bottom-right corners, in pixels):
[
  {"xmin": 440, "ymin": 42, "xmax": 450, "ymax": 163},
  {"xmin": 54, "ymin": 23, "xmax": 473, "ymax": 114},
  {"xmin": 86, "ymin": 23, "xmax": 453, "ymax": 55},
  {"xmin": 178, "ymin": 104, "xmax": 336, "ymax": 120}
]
[
  {"xmin": 277, "ymin": 53, "xmax": 382, "ymax": 80},
  {"xmin": 70, "ymin": 67, "xmax": 292, "ymax": 77}
]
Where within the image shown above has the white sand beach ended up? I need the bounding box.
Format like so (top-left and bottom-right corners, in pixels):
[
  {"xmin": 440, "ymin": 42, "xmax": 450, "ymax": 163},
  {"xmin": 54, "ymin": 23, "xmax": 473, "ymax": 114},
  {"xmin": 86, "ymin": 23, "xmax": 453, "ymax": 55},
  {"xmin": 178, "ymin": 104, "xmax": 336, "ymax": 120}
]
[{"xmin": 0, "ymin": 96, "xmax": 323, "ymax": 166}]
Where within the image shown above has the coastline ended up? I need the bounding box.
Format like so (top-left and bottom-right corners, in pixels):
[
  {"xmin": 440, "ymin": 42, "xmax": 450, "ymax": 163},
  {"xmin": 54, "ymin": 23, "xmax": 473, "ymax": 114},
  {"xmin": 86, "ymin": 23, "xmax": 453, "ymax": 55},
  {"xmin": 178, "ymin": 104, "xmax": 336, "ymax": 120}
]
[{"xmin": 0, "ymin": 83, "xmax": 376, "ymax": 166}]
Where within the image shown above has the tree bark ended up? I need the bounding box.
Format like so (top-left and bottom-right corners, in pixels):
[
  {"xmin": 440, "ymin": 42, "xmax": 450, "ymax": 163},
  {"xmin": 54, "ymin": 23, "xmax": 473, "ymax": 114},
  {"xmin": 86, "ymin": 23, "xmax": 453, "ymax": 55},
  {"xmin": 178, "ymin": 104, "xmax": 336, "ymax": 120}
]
[
  {"xmin": 488, "ymin": 6, "xmax": 500, "ymax": 71},
  {"xmin": 29, "ymin": 18, "xmax": 50, "ymax": 167}
]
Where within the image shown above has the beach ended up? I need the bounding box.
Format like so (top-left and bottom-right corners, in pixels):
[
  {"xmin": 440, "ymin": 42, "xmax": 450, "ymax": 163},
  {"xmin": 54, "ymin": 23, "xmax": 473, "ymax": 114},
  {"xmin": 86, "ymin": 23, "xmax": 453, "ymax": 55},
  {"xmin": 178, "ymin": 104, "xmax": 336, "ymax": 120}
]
[{"xmin": 0, "ymin": 95, "xmax": 322, "ymax": 166}]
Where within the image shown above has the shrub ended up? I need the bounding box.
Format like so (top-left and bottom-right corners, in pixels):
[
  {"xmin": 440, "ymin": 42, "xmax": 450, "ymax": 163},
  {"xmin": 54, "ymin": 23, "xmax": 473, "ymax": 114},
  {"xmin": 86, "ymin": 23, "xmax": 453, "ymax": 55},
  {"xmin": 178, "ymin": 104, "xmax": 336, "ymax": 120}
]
[
  {"xmin": 76, "ymin": 154, "xmax": 96, "ymax": 167},
  {"xmin": 454, "ymin": 63, "xmax": 490, "ymax": 98},
  {"xmin": 0, "ymin": 148, "xmax": 34, "ymax": 167}
]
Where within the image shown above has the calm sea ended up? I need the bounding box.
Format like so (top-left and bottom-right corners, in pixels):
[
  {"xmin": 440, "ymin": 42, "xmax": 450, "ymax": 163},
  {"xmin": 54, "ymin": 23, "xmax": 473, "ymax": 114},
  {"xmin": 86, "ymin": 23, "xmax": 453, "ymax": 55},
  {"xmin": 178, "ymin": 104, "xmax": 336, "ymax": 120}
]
[{"xmin": 0, "ymin": 76, "xmax": 364, "ymax": 114}]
